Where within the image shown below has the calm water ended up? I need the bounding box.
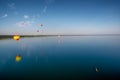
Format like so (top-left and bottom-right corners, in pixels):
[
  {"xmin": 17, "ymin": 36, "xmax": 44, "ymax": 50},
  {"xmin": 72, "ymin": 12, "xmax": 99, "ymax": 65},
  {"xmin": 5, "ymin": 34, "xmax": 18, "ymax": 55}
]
[{"xmin": 0, "ymin": 36, "xmax": 120, "ymax": 80}]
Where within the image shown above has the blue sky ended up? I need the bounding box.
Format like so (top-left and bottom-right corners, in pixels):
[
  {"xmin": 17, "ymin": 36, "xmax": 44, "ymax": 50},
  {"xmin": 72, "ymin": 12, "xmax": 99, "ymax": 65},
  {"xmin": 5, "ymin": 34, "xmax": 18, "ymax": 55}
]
[{"xmin": 0, "ymin": 0, "xmax": 120, "ymax": 35}]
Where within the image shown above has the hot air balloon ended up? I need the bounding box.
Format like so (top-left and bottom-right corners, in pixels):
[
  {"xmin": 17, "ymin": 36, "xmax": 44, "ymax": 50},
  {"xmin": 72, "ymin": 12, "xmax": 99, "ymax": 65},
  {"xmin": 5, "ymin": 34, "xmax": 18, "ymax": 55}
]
[
  {"xmin": 16, "ymin": 54, "xmax": 22, "ymax": 62},
  {"xmin": 13, "ymin": 35, "xmax": 20, "ymax": 41},
  {"xmin": 40, "ymin": 24, "xmax": 43, "ymax": 27},
  {"xmin": 37, "ymin": 30, "xmax": 39, "ymax": 32}
]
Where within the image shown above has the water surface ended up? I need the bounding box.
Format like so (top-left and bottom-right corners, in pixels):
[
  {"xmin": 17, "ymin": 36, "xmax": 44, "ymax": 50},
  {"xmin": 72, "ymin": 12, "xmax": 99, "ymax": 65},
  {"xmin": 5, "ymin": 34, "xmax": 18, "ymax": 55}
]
[{"xmin": 0, "ymin": 36, "xmax": 120, "ymax": 80}]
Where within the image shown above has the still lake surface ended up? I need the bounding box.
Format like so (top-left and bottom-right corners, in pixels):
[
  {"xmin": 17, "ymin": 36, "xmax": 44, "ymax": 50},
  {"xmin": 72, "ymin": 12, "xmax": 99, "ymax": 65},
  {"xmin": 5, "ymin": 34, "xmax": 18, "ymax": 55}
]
[{"xmin": 0, "ymin": 36, "xmax": 120, "ymax": 80}]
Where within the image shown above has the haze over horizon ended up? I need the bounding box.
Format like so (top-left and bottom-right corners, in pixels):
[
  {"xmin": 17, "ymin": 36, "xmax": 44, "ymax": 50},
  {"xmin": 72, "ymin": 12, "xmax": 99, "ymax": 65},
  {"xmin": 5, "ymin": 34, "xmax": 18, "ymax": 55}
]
[{"xmin": 0, "ymin": 0, "xmax": 120, "ymax": 35}]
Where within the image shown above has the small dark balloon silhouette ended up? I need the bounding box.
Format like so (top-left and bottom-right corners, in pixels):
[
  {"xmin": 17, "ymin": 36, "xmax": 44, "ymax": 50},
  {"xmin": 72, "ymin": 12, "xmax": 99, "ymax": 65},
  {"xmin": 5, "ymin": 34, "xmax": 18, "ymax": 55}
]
[{"xmin": 40, "ymin": 24, "xmax": 43, "ymax": 27}]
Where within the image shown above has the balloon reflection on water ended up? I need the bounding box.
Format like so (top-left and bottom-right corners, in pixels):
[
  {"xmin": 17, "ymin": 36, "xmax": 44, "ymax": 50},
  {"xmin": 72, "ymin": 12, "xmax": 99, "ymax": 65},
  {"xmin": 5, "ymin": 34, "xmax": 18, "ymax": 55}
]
[{"xmin": 16, "ymin": 54, "xmax": 22, "ymax": 62}]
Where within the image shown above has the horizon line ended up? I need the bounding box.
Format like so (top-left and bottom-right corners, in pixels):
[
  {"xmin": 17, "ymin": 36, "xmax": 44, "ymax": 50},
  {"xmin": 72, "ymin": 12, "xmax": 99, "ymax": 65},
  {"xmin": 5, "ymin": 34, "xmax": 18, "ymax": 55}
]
[{"xmin": 0, "ymin": 34, "xmax": 120, "ymax": 36}]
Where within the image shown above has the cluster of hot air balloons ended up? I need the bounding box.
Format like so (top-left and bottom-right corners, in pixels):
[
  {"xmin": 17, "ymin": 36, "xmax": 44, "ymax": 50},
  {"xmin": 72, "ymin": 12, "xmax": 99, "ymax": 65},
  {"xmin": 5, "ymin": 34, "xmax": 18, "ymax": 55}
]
[
  {"xmin": 13, "ymin": 35, "xmax": 22, "ymax": 62},
  {"xmin": 13, "ymin": 23, "xmax": 44, "ymax": 62},
  {"xmin": 37, "ymin": 23, "xmax": 44, "ymax": 33}
]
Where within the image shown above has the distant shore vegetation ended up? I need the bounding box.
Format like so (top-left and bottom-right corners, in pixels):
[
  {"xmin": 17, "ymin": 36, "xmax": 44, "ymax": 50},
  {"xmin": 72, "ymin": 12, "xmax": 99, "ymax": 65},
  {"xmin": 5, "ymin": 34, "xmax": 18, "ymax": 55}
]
[{"xmin": 0, "ymin": 34, "xmax": 120, "ymax": 40}]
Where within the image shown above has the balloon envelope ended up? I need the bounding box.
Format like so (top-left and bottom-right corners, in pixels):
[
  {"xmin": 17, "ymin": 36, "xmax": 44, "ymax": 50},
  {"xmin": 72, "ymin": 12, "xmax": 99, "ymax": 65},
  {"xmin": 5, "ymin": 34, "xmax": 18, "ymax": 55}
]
[
  {"xmin": 37, "ymin": 30, "xmax": 39, "ymax": 32},
  {"xmin": 40, "ymin": 24, "xmax": 43, "ymax": 27},
  {"xmin": 13, "ymin": 35, "xmax": 20, "ymax": 41}
]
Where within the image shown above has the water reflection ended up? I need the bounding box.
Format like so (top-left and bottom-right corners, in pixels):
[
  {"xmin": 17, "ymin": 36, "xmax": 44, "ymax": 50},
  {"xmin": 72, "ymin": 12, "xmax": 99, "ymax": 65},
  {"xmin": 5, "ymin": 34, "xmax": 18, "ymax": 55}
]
[
  {"xmin": 0, "ymin": 36, "xmax": 120, "ymax": 79},
  {"xmin": 16, "ymin": 54, "xmax": 22, "ymax": 62},
  {"xmin": 57, "ymin": 35, "xmax": 61, "ymax": 45},
  {"xmin": 35, "ymin": 56, "xmax": 39, "ymax": 62}
]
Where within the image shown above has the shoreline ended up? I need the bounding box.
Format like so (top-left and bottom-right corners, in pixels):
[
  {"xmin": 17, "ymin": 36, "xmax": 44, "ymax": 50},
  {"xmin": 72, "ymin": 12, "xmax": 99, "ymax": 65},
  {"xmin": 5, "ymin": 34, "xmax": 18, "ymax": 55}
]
[
  {"xmin": 0, "ymin": 34, "xmax": 120, "ymax": 37},
  {"xmin": 0, "ymin": 34, "xmax": 120, "ymax": 40}
]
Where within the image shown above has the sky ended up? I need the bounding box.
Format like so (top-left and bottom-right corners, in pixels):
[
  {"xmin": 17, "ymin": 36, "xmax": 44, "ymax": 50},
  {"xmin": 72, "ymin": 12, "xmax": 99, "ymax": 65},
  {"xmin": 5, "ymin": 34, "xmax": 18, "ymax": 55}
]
[{"xmin": 0, "ymin": 0, "xmax": 120, "ymax": 35}]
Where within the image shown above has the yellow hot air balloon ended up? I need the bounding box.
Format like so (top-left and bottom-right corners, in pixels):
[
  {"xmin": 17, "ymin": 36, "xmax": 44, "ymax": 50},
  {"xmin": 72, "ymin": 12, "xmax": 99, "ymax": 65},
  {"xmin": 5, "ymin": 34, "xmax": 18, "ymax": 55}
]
[
  {"xmin": 16, "ymin": 54, "xmax": 22, "ymax": 62},
  {"xmin": 13, "ymin": 35, "xmax": 20, "ymax": 41}
]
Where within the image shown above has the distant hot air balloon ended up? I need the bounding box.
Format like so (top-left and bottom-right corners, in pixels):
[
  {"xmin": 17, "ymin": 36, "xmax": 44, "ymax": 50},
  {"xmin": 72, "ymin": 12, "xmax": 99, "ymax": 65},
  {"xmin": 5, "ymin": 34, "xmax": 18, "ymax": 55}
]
[
  {"xmin": 16, "ymin": 54, "xmax": 22, "ymax": 62},
  {"xmin": 37, "ymin": 30, "xmax": 39, "ymax": 32},
  {"xmin": 13, "ymin": 35, "xmax": 20, "ymax": 41},
  {"xmin": 40, "ymin": 24, "xmax": 43, "ymax": 27}
]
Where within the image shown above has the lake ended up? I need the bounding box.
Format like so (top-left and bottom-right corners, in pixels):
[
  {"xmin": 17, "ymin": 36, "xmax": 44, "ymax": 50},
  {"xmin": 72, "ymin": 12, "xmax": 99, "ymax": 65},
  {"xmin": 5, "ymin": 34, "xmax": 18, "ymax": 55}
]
[{"xmin": 0, "ymin": 36, "xmax": 120, "ymax": 80}]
